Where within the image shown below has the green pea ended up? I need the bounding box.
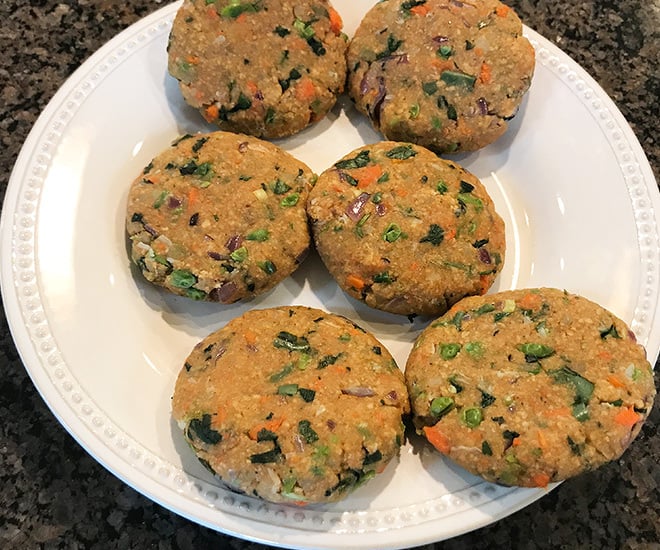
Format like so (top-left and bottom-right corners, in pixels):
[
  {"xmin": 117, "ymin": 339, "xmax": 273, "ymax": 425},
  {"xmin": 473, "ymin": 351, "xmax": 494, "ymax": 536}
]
[
  {"xmin": 439, "ymin": 343, "xmax": 461, "ymax": 359},
  {"xmin": 461, "ymin": 407, "xmax": 483, "ymax": 428}
]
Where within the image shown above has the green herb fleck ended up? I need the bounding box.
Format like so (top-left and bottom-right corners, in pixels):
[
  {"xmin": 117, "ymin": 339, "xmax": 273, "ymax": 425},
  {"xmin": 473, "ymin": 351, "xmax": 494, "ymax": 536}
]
[
  {"xmin": 187, "ymin": 414, "xmax": 222, "ymax": 444},
  {"xmin": 298, "ymin": 420, "xmax": 319, "ymax": 443},
  {"xmin": 419, "ymin": 224, "xmax": 444, "ymax": 246}
]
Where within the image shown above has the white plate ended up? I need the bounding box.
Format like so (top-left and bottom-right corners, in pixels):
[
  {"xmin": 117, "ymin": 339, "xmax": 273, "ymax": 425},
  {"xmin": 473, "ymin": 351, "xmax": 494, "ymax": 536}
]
[{"xmin": 2, "ymin": 2, "xmax": 659, "ymax": 548}]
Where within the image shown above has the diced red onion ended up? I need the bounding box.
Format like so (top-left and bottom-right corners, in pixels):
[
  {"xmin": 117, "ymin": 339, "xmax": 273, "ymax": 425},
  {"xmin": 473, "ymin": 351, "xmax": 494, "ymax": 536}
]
[
  {"xmin": 208, "ymin": 251, "xmax": 228, "ymax": 261},
  {"xmin": 209, "ymin": 282, "xmax": 238, "ymax": 303},
  {"xmin": 627, "ymin": 329, "xmax": 637, "ymax": 342},
  {"xmin": 346, "ymin": 192, "xmax": 371, "ymax": 221},
  {"xmin": 238, "ymin": 141, "xmax": 249, "ymax": 153},
  {"xmin": 225, "ymin": 234, "xmax": 243, "ymax": 252},
  {"xmin": 167, "ymin": 196, "xmax": 182, "ymax": 208},
  {"xmin": 341, "ymin": 387, "xmax": 376, "ymax": 397},
  {"xmin": 478, "ymin": 248, "xmax": 492, "ymax": 264},
  {"xmin": 375, "ymin": 203, "xmax": 387, "ymax": 216},
  {"xmin": 326, "ymin": 419, "xmax": 336, "ymax": 431},
  {"xmin": 143, "ymin": 223, "xmax": 158, "ymax": 237},
  {"xmin": 477, "ymin": 97, "xmax": 489, "ymax": 115},
  {"xmin": 432, "ymin": 35, "xmax": 449, "ymax": 44}
]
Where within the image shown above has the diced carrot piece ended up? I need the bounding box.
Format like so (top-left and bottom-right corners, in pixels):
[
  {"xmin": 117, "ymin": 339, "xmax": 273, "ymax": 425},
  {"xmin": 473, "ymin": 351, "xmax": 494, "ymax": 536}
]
[
  {"xmin": 244, "ymin": 329, "xmax": 257, "ymax": 346},
  {"xmin": 614, "ymin": 407, "xmax": 640, "ymax": 427},
  {"xmin": 479, "ymin": 274, "xmax": 492, "ymax": 295},
  {"xmin": 479, "ymin": 62, "xmax": 493, "ymax": 84},
  {"xmin": 295, "ymin": 78, "xmax": 316, "ymax": 101},
  {"xmin": 351, "ymin": 164, "xmax": 383, "ymax": 188},
  {"xmin": 248, "ymin": 416, "xmax": 284, "ymax": 440},
  {"xmin": 536, "ymin": 430, "xmax": 548, "ymax": 450},
  {"xmin": 245, "ymin": 80, "xmax": 259, "ymax": 95},
  {"xmin": 346, "ymin": 274, "xmax": 366, "ymax": 290},
  {"xmin": 204, "ymin": 104, "xmax": 219, "ymax": 122},
  {"xmin": 328, "ymin": 7, "xmax": 343, "ymax": 34},
  {"xmin": 188, "ymin": 186, "xmax": 200, "ymax": 209},
  {"xmin": 531, "ymin": 472, "xmax": 550, "ymax": 488},
  {"xmin": 518, "ymin": 292, "xmax": 542, "ymax": 310},
  {"xmin": 606, "ymin": 374, "xmax": 626, "ymax": 388},
  {"xmin": 410, "ymin": 4, "xmax": 430, "ymax": 16},
  {"xmin": 545, "ymin": 406, "xmax": 571, "ymax": 418},
  {"xmin": 423, "ymin": 424, "xmax": 451, "ymax": 454},
  {"xmin": 512, "ymin": 436, "xmax": 522, "ymax": 447},
  {"xmin": 496, "ymin": 5, "xmax": 510, "ymax": 17}
]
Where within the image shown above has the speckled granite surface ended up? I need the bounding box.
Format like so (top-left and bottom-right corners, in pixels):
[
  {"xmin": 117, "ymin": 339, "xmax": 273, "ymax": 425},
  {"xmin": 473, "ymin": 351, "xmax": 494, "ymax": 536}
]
[{"xmin": 0, "ymin": 1, "xmax": 658, "ymax": 548}]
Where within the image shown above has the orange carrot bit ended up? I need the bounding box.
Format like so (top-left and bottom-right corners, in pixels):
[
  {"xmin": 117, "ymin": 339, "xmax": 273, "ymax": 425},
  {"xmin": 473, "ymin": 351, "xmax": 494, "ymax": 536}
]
[
  {"xmin": 395, "ymin": 187, "xmax": 408, "ymax": 198},
  {"xmin": 606, "ymin": 374, "xmax": 626, "ymax": 388},
  {"xmin": 295, "ymin": 77, "xmax": 316, "ymax": 101},
  {"xmin": 445, "ymin": 228, "xmax": 457, "ymax": 241},
  {"xmin": 346, "ymin": 274, "xmax": 366, "ymax": 291},
  {"xmin": 186, "ymin": 55, "xmax": 200, "ymax": 65},
  {"xmin": 614, "ymin": 406, "xmax": 640, "ymax": 427},
  {"xmin": 495, "ymin": 5, "xmax": 510, "ymax": 17},
  {"xmin": 531, "ymin": 472, "xmax": 551, "ymax": 488},
  {"xmin": 235, "ymin": 12, "xmax": 248, "ymax": 24},
  {"xmin": 248, "ymin": 416, "xmax": 284, "ymax": 440},
  {"xmin": 352, "ymin": 164, "xmax": 383, "ymax": 189},
  {"xmin": 544, "ymin": 406, "xmax": 571, "ymax": 418},
  {"xmin": 187, "ymin": 186, "xmax": 200, "ymax": 209},
  {"xmin": 409, "ymin": 261, "xmax": 421, "ymax": 272},
  {"xmin": 479, "ymin": 273, "xmax": 492, "ymax": 295},
  {"xmin": 517, "ymin": 292, "xmax": 542, "ymax": 310},
  {"xmin": 597, "ymin": 350, "xmax": 614, "ymax": 362},
  {"xmin": 204, "ymin": 104, "xmax": 219, "ymax": 122},
  {"xmin": 328, "ymin": 6, "xmax": 343, "ymax": 35},
  {"xmin": 245, "ymin": 80, "xmax": 259, "ymax": 96},
  {"xmin": 536, "ymin": 430, "xmax": 548, "ymax": 450},
  {"xmin": 410, "ymin": 4, "xmax": 430, "ymax": 16},
  {"xmin": 479, "ymin": 61, "xmax": 493, "ymax": 85},
  {"xmin": 512, "ymin": 436, "xmax": 522, "ymax": 447},
  {"xmin": 423, "ymin": 424, "xmax": 451, "ymax": 454},
  {"xmin": 244, "ymin": 329, "xmax": 258, "ymax": 346}
]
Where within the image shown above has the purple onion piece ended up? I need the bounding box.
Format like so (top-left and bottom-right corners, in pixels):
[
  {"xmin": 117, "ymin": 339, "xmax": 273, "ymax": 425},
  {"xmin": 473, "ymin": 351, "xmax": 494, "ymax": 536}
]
[
  {"xmin": 341, "ymin": 387, "xmax": 376, "ymax": 397},
  {"xmin": 375, "ymin": 203, "xmax": 387, "ymax": 216},
  {"xmin": 214, "ymin": 345, "xmax": 227, "ymax": 361},
  {"xmin": 208, "ymin": 251, "xmax": 228, "ymax": 261},
  {"xmin": 627, "ymin": 329, "xmax": 637, "ymax": 342},
  {"xmin": 478, "ymin": 248, "xmax": 492, "ymax": 264},
  {"xmin": 143, "ymin": 223, "xmax": 158, "ymax": 237},
  {"xmin": 432, "ymin": 35, "xmax": 449, "ymax": 44},
  {"xmin": 292, "ymin": 433, "xmax": 305, "ymax": 452},
  {"xmin": 225, "ymin": 234, "xmax": 243, "ymax": 252},
  {"xmin": 386, "ymin": 390, "xmax": 398, "ymax": 401},
  {"xmin": 255, "ymin": 90, "xmax": 264, "ymax": 101},
  {"xmin": 450, "ymin": 0, "xmax": 465, "ymax": 7},
  {"xmin": 167, "ymin": 196, "xmax": 182, "ymax": 209},
  {"xmin": 346, "ymin": 192, "xmax": 371, "ymax": 221},
  {"xmin": 209, "ymin": 282, "xmax": 238, "ymax": 303},
  {"xmin": 238, "ymin": 141, "xmax": 249, "ymax": 153},
  {"xmin": 477, "ymin": 97, "xmax": 489, "ymax": 115},
  {"xmin": 326, "ymin": 419, "xmax": 336, "ymax": 431}
]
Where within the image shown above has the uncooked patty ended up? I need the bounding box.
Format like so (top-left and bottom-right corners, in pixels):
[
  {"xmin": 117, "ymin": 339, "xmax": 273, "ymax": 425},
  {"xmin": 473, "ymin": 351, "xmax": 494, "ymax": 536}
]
[
  {"xmin": 306, "ymin": 141, "xmax": 505, "ymax": 316},
  {"xmin": 405, "ymin": 288, "xmax": 656, "ymax": 487},
  {"xmin": 172, "ymin": 306, "xmax": 410, "ymax": 503},
  {"xmin": 126, "ymin": 131, "xmax": 313, "ymax": 303},
  {"xmin": 168, "ymin": 0, "xmax": 348, "ymax": 138},
  {"xmin": 346, "ymin": 0, "xmax": 535, "ymax": 153}
]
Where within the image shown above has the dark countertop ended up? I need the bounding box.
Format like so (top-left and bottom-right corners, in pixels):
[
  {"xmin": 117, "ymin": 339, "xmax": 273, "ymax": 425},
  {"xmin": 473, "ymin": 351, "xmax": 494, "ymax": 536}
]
[{"xmin": 1, "ymin": 1, "xmax": 658, "ymax": 548}]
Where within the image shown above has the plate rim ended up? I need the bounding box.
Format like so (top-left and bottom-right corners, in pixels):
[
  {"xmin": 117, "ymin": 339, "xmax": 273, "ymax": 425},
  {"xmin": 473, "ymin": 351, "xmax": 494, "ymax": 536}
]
[{"xmin": 1, "ymin": 2, "xmax": 659, "ymax": 549}]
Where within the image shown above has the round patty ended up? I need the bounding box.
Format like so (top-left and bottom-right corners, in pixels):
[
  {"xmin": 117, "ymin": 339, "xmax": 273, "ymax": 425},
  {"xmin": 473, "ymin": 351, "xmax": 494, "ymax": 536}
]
[
  {"xmin": 405, "ymin": 288, "xmax": 656, "ymax": 487},
  {"xmin": 126, "ymin": 131, "xmax": 313, "ymax": 303},
  {"xmin": 346, "ymin": 0, "xmax": 535, "ymax": 153},
  {"xmin": 306, "ymin": 141, "xmax": 505, "ymax": 316},
  {"xmin": 168, "ymin": 0, "xmax": 347, "ymax": 139},
  {"xmin": 171, "ymin": 306, "xmax": 410, "ymax": 504}
]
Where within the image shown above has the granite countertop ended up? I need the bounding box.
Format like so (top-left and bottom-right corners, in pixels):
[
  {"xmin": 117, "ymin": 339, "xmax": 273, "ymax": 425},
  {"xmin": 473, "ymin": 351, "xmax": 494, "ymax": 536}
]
[{"xmin": 1, "ymin": 1, "xmax": 658, "ymax": 548}]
